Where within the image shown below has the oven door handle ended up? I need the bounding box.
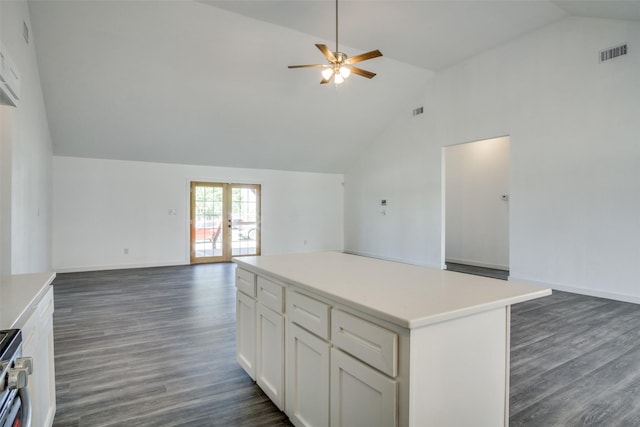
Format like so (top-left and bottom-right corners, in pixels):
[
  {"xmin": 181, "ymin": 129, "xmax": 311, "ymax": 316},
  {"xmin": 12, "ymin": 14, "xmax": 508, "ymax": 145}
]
[{"xmin": 18, "ymin": 386, "xmax": 32, "ymax": 427}]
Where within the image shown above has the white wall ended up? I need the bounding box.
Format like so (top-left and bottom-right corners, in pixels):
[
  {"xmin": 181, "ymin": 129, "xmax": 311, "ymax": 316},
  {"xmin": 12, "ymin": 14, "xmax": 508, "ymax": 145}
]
[
  {"xmin": 445, "ymin": 136, "xmax": 509, "ymax": 270},
  {"xmin": 345, "ymin": 17, "xmax": 640, "ymax": 303},
  {"xmin": 1, "ymin": 106, "xmax": 12, "ymax": 278},
  {"xmin": 0, "ymin": 0, "xmax": 54, "ymax": 275},
  {"xmin": 53, "ymin": 156, "xmax": 343, "ymax": 272}
]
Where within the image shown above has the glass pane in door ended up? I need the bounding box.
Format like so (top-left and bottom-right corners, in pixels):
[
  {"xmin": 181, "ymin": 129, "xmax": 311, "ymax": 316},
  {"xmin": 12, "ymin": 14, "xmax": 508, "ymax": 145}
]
[
  {"xmin": 230, "ymin": 184, "xmax": 260, "ymax": 257},
  {"xmin": 192, "ymin": 183, "xmax": 224, "ymax": 261}
]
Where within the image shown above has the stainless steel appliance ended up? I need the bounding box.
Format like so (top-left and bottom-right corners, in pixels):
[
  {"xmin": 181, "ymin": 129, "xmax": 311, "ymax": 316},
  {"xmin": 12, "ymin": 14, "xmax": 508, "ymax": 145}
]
[{"xmin": 0, "ymin": 330, "xmax": 32, "ymax": 427}]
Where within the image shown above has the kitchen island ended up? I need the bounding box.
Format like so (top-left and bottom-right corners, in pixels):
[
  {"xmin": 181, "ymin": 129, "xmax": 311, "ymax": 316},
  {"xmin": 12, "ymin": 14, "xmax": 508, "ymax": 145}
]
[{"xmin": 233, "ymin": 251, "xmax": 550, "ymax": 427}]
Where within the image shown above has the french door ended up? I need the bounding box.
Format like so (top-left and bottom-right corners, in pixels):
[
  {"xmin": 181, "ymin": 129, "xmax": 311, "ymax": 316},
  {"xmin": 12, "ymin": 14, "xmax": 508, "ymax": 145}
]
[{"xmin": 190, "ymin": 182, "xmax": 261, "ymax": 264}]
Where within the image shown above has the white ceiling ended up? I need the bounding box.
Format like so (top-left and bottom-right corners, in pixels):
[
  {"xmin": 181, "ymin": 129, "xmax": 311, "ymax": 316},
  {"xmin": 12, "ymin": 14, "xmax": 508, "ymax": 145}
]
[{"xmin": 27, "ymin": 0, "xmax": 640, "ymax": 173}]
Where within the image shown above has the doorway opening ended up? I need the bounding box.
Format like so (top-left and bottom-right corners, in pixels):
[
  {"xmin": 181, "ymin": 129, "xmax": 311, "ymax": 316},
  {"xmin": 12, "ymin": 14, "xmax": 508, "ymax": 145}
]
[
  {"xmin": 190, "ymin": 182, "xmax": 261, "ymax": 264},
  {"xmin": 442, "ymin": 136, "xmax": 510, "ymax": 280}
]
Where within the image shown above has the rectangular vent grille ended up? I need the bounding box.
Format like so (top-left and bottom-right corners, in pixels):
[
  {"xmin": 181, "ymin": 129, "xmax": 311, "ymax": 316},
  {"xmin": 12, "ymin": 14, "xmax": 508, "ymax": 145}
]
[
  {"xmin": 413, "ymin": 106, "xmax": 424, "ymax": 116},
  {"xmin": 600, "ymin": 44, "xmax": 627, "ymax": 62}
]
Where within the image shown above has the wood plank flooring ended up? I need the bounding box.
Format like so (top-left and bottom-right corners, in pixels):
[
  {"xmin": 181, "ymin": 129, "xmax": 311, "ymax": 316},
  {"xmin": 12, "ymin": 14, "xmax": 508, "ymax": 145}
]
[
  {"xmin": 445, "ymin": 262, "xmax": 509, "ymax": 280},
  {"xmin": 52, "ymin": 264, "xmax": 291, "ymax": 427},
  {"xmin": 51, "ymin": 263, "xmax": 640, "ymax": 426},
  {"xmin": 509, "ymin": 290, "xmax": 640, "ymax": 426}
]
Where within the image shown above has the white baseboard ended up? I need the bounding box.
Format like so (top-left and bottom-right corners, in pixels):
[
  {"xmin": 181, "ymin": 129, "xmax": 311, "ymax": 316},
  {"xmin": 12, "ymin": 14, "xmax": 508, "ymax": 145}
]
[
  {"xmin": 54, "ymin": 260, "xmax": 189, "ymax": 274},
  {"xmin": 509, "ymin": 276, "xmax": 640, "ymax": 305},
  {"xmin": 445, "ymin": 257, "xmax": 509, "ymax": 271}
]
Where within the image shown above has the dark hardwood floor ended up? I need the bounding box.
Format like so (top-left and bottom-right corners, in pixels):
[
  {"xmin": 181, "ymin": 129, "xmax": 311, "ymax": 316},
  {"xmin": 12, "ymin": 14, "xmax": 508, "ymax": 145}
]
[
  {"xmin": 51, "ymin": 263, "xmax": 640, "ymax": 426},
  {"xmin": 446, "ymin": 262, "xmax": 509, "ymax": 280},
  {"xmin": 509, "ymin": 290, "xmax": 640, "ymax": 426},
  {"xmin": 52, "ymin": 264, "xmax": 292, "ymax": 427}
]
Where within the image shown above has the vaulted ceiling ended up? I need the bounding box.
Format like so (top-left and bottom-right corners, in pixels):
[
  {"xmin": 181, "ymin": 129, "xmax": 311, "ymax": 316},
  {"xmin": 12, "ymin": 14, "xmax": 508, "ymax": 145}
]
[{"xmin": 28, "ymin": 1, "xmax": 640, "ymax": 173}]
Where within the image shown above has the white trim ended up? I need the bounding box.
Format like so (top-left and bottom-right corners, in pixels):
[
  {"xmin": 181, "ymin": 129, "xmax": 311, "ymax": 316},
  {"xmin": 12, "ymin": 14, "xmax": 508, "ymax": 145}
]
[
  {"xmin": 54, "ymin": 260, "xmax": 189, "ymax": 274},
  {"xmin": 509, "ymin": 276, "xmax": 640, "ymax": 305},
  {"xmin": 440, "ymin": 147, "xmax": 447, "ymax": 270}
]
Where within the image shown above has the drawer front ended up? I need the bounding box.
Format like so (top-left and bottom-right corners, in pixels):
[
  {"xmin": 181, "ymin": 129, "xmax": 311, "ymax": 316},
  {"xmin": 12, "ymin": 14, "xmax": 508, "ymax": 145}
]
[
  {"xmin": 288, "ymin": 291, "xmax": 330, "ymax": 340},
  {"xmin": 331, "ymin": 309, "xmax": 398, "ymax": 377},
  {"xmin": 257, "ymin": 276, "xmax": 285, "ymax": 313},
  {"xmin": 236, "ymin": 268, "xmax": 256, "ymax": 297}
]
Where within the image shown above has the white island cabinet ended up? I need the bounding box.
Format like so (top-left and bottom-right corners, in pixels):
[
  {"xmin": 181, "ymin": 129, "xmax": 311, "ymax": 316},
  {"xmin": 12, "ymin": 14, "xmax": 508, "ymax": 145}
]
[
  {"xmin": 234, "ymin": 252, "xmax": 550, "ymax": 427},
  {"xmin": 235, "ymin": 268, "xmax": 257, "ymax": 379},
  {"xmin": 235, "ymin": 269, "xmax": 286, "ymax": 410}
]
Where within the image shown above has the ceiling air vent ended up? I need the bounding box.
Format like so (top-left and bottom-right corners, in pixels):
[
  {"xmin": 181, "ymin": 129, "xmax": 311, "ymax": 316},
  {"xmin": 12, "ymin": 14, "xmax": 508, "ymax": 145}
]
[
  {"xmin": 600, "ymin": 44, "xmax": 627, "ymax": 63},
  {"xmin": 413, "ymin": 106, "xmax": 424, "ymax": 116}
]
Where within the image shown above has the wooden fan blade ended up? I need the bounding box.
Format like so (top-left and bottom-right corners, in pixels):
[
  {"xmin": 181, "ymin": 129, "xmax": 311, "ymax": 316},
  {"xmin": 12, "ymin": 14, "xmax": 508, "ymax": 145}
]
[
  {"xmin": 288, "ymin": 64, "xmax": 326, "ymax": 69},
  {"xmin": 345, "ymin": 65, "xmax": 376, "ymax": 79},
  {"xmin": 320, "ymin": 77, "xmax": 332, "ymax": 84},
  {"xmin": 347, "ymin": 49, "xmax": 382, "ymax": 64},
  {"xmin": 316, "ymin": 44, "xmax": 337, "ymax": 63}
]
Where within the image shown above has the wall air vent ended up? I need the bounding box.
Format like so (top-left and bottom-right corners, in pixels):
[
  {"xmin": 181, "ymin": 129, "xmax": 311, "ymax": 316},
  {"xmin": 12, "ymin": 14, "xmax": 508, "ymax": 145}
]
[
  {"xmin": 600, "ymin": 44, "xmax": 627, "ymax": 62},
  {"xmin": 413, "ymin": 106, "xmax": 424, "ymax": 116}
]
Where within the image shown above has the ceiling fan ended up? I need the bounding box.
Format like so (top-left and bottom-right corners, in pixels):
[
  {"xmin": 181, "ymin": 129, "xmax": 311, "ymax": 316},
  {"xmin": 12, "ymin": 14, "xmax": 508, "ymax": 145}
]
[{"xmin": 288, "ymin": 0, "xmax": 382, "ymax": 85}]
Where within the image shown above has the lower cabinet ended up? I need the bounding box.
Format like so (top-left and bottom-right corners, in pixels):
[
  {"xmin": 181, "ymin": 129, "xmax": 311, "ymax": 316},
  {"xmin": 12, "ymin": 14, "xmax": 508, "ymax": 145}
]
[
  {"xmin": 256, "ymin": 303, "xmax": 285, "ymax": 410},
  {"xmin": 286, "ymin": 323, "xmax": 330, "ymax": 427},
  {"xmin": 235, "ymin": 255, "xmax": 520, "ymax": 427},
  {"xmin": 236, "ymin": 267, "xmax": 399, "ymax": 427},
  {"xmin": 20, "ymin": 286, "xmax": 56, "ymax": 427},
  {"xmin": 236, "ymin": 269, "xmax": 286, "ymax": 410},
  {"xmin": 236, "ymin": 290, "xmax": 256, "ymax": 379},
  {"xmin": 330, "ymin": 348, "xmax": 397, "ymax": 427}
]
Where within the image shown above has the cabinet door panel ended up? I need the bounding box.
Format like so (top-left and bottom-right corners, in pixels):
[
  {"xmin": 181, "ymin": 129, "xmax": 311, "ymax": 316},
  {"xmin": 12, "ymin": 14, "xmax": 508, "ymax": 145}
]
[
  {"xmin": 256, "ymin": 304, "xmax": 285, "ymax": 410},
  {"xmin": 19, "ymin": 287, "xmax": 56, "ymax": 427},
  {"xmin": 287, "ymin": 323, "xmax": 330, "ymax": 427},
  {"xmin": 236, "ymin": 291, "xmax": 256, "ymax": 379},
  {"xmin": 331, "ymin": 348, "xmax": 397, "ymax": 427}
]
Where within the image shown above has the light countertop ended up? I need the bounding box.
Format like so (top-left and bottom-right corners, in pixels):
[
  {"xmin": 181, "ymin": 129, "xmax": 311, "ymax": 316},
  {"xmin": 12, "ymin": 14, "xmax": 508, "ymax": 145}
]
[
  {"xmin": 233, "ymin": 252, "xmax": 551, "ymax": 329},
  {"xmin": 1, "ymin": 272, "xmax": 56, "ymax": 329}
]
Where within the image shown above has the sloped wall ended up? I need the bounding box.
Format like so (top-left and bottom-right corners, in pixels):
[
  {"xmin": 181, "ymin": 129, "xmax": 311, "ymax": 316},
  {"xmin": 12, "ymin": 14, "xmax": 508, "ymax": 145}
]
[
  {"xmin": 0, "ymin": 1, "xmax": 54, "ymax": 275},
  {"xmin": 345, "ymin": 17, "xmax": 640, "ymax": 302}
]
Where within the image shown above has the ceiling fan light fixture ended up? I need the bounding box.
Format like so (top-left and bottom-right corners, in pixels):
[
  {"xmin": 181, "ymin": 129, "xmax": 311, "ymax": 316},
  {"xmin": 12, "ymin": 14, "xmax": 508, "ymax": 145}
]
[{"xmin": 287, "ymin": 0, "xmax": 382, "ymax": 85}]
